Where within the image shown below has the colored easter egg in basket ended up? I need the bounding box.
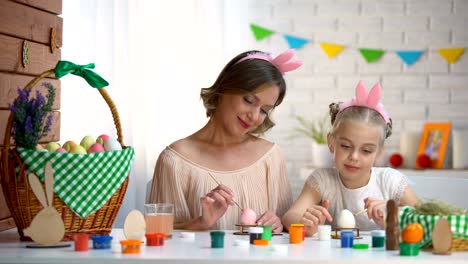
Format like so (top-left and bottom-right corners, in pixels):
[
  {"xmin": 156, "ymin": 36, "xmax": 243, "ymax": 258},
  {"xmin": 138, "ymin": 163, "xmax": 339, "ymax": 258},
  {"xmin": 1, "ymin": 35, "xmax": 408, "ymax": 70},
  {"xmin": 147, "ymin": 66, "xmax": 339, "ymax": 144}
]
[
  {"xmin": 70, "ymin": 145, "xmax": 87, "ymax": 154},
  {"xmin": 240, "ymin": 208, "xmax": 257, "ymax": 225},
  {"xmin": 87, "ymin": 143, "xmax": 105, "ymax": 153},
  {"xmin": 104, "ymin": 138, "xmax": 122, "ymax": 151},
  {"xmin": 96, "ymin": 134, "xmax": 110, "ymax": 145},
  {"xmin": 63, "ymin": 141, "xmax": 77, "ymax": 152},
  {"xmin": 46, "ymin": 142, "xmax": 61, "ymax": 152},
  {"xmin": 337, "ymin": 209, "xmax": 355, "ymax": 228},
  {"xmin": 35, "ymin": 144, "xmax": 45, "ymax": 151},
  {"xmin": 80, "ymin": 135, "xmax": 95, "ymax": 151},
  {"xmin": 55, "ymin": 147, "xmax": 67, "ymax": 153}
]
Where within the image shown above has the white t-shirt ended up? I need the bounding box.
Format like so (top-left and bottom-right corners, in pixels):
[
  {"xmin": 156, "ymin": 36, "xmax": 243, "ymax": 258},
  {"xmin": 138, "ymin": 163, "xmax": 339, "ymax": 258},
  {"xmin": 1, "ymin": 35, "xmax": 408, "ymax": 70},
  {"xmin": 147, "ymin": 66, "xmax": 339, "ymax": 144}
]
[{"xmin": 306, "ymin": 167, "xmax": 409, "ymax": 231}]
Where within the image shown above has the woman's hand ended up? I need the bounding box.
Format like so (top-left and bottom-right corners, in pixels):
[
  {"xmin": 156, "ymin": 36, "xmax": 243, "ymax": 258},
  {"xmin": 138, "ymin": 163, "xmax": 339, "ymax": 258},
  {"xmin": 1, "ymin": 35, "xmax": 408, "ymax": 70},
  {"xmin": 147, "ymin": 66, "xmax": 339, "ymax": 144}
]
[
  {"xmin": 257, "ymin": 210, "xmax": 283, "ymax": 233},
  {"xmin": 301, "ymin": 200, "xmax": 332, "ymax": 236},
  {"xmin": 199, "ymin": 184, "xmax": 235, "ymax": 229},
  {"xmin": 364, "ymin": 197, "xmax": 386, "ymax": 227}
]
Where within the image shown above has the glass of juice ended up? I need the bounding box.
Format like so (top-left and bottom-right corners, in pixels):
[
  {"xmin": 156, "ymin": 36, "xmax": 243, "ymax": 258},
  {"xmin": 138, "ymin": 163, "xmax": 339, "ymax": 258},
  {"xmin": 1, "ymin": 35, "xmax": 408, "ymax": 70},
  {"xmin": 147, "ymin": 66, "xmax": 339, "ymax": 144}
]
[{"xmin": 144, "ymin": 203, "xmax": 174, "ymax": 237}]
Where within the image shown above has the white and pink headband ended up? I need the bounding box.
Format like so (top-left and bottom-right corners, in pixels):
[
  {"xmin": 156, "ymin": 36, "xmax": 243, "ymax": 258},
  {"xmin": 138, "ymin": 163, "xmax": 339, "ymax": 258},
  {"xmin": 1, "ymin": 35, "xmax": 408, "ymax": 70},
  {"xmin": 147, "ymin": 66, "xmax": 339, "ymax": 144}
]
[
  {"xmin": 235, "ymin": 49, "xmax": 303, "ymax": 74},
  {"xmin": 339, "ymin": 80, "xmax": 391, "ymax": 124}
]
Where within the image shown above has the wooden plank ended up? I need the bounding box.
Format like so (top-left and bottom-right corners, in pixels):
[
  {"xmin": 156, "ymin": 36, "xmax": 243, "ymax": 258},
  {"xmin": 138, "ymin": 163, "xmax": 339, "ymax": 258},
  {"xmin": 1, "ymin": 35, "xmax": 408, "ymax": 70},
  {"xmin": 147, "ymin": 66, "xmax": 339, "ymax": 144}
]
[
  {"xmin": 0, "ymin": 110, "xmax": 60, "ymax": 147},
  {"xmin": 11, "ymin": 0, "xmax": 62, "ymax": 15},
  {"xmin": 0, "ymin": 72, "xmax": 61, "ymax": 110},
  {"xmin": 0, "ymin": 34, "xmax": 61, "ymax": 75},
  {"xmin": 0, "ymin": 217, "xmax": 16, "ymax": 232},
  {"xmin": 0, "ymin": 1, "xmax": 62, "ymax": 48}
]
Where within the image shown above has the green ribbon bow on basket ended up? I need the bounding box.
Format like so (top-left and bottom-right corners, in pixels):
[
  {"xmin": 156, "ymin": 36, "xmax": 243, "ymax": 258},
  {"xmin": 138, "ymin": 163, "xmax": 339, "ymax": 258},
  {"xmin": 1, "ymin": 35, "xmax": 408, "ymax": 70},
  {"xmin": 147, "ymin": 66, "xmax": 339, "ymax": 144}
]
[{"xmin": 54, "ymin": 61, "xmax": 109, "ymax": 88}]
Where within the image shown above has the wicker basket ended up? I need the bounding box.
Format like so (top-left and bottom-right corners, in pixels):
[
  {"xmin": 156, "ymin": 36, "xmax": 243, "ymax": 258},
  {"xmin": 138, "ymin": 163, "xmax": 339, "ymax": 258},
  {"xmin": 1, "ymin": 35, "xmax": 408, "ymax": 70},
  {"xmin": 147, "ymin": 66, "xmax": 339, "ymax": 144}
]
[{"xmin": 1, "ymin": 67, "xmax": 131, "ymax": 241}]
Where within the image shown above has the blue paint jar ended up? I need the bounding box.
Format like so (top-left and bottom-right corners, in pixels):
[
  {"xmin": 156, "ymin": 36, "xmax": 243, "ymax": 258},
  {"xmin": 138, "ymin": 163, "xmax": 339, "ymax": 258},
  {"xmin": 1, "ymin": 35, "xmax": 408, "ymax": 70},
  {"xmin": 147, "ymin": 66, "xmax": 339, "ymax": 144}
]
[
  {"xmin": 248, "ymin": 227, "xmax": 263, "ymax": 244},
  {"xmin": 91, "ymin": 235, "xmax": 113, "ymax": 249},
  {"xmin": 340, "ymin": 231, "xmax": 354, "ymax": 248}
]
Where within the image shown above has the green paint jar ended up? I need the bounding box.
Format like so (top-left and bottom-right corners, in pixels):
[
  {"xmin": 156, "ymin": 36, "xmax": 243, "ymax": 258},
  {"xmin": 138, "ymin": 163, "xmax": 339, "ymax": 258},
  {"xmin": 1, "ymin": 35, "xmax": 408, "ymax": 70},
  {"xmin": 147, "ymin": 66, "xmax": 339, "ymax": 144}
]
[
  {"xmin": 261, "ymin": 225, "xmax": 272, "ymax": 241},
  {"xmin": 371, "ymin": 230, "xmax": 385, "ymax": 248},
  {"xmin": 210, "ymin": 231, "xmax": 225, "ymax": 248}
]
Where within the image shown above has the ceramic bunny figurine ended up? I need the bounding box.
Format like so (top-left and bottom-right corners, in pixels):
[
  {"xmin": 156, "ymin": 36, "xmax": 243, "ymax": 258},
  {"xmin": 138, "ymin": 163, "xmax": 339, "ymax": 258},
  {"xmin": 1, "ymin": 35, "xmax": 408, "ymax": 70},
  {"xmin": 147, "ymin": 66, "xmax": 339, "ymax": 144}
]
[{"xmin": 23, "ymin": 161, "xmax": 65, "ymax": 245}]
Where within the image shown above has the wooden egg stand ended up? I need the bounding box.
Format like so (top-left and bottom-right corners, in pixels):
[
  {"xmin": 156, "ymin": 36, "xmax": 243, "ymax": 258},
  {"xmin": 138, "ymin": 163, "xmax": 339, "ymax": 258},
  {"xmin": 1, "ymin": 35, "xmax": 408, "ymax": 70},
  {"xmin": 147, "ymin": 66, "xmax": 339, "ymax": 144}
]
[{"xmin": 331, "ymin": 227, "xmax": 363, "ymax": 239}]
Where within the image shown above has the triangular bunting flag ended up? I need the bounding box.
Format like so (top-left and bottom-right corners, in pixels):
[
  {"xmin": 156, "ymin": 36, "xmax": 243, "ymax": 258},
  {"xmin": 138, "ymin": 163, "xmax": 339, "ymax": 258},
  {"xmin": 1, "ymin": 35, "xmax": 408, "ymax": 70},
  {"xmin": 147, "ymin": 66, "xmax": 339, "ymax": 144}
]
[
  {"xmin": 437, "ymin": 48, "xmax": 465, "ymax": 64},
  {"xmin": 319, "ymin": 43, "xmax": 346, "ymax": 58},
  {"xmin": 249, "ymin": 24, "xmax": 274, "ymax": 41},
  {"xmin": 395, "ymin": 50, "xmax": 424, "ymax": 66},
  {"xmin": 284, "ymin": 34, "xmax": 309, "ymax": 49},
  {"xmin": 359, "ymin": 48, "xmax": 385, "ymax": 63}
]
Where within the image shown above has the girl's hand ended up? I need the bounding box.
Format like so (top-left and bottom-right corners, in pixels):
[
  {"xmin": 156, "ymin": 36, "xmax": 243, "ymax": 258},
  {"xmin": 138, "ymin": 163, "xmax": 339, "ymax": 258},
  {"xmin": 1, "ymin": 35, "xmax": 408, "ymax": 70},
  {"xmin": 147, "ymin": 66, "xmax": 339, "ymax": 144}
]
[
  {"xmin": 364, "ymin": 197, "xmax": 386, "ymax": 227},
  {"xmin": 301, "ymin": 201, "xmax": 333, "ymax": 236},
  {"xmin": 199, "ymin": 184, "xmax": 235, "ymax": 228},
  {"xmin": 257, "ymin": 210, "xmax": 283, "ymax": 233}
]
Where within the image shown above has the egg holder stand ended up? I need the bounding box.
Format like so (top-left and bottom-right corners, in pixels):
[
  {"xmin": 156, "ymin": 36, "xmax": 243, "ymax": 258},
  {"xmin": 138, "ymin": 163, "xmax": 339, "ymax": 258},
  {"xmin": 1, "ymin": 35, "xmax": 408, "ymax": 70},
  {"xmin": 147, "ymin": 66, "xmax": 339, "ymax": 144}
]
[
  {"xmin": 331, "ymin": 227, "xmax": 362, "ymax": 239},
  {"xmin": 1, "ymin": 65, "xmax": 131, "ymax": 241},
  {"xmin": 234, "ymin": 224, "xmax": 283, "ymax": 236}
]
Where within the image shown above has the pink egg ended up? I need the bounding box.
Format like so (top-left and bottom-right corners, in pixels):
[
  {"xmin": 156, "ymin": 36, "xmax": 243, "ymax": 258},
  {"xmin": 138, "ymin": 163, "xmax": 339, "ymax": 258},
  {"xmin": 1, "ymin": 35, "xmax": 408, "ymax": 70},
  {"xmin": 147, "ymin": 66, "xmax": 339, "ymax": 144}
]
[
  {"xmin": 55, "ymin": 147, "xmax": 67, "ymax": 153},
  {"xmin": 240, "ymin": 208, "xmax": 257, "ymax": 225},
  {"xmin": 87, "ymin": 143, "xmax": 105, "ymax": 153}
]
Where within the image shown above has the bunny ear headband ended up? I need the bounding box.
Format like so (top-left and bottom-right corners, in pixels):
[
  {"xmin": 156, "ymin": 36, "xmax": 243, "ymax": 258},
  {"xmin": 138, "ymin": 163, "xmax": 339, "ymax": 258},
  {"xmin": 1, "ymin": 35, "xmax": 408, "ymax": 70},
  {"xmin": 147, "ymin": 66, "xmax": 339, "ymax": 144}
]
[
  {"xmin": 339, "ymin": 80, "xmax": 391, "ymax": 124},
  {"xmin": 235, "ymin": 49, "xmax": 303, "ymax": 74}
]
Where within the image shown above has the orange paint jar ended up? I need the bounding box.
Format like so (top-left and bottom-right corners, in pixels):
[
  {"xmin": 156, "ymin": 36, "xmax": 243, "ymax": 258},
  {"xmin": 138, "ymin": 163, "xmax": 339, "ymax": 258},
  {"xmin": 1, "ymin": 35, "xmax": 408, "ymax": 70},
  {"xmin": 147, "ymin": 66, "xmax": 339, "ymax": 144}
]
[
  {"xmin": 120, "ymin": 240, "xmax": 142, "ymax": 254},
  {"xmin": 291, "ymin": 224, "xmax": 305, "ymax": 240},
  {"xmin": 289, "ymin": 225, "xmax": 303, "ymax": 244}
]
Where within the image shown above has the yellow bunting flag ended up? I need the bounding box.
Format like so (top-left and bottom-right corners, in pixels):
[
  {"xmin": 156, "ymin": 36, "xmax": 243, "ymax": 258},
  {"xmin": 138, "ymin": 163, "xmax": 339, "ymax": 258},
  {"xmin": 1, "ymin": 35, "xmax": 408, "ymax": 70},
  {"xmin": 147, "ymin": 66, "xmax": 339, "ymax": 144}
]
[
  {"xmin": 320, "ymin": 43, "xmax": 346, "ymax": 58},
  {"xmin": 437, "ymin": 48, "xmax": 465, "ymax": 64}
]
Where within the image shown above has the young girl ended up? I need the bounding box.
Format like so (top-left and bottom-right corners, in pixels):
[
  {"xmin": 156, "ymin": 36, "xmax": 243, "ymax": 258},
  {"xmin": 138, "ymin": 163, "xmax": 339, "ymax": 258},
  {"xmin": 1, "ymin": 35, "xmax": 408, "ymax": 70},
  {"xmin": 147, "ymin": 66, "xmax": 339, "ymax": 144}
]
[{"xmin": 282, "ymin": 81, "xmax": 420, "ymax": 236}]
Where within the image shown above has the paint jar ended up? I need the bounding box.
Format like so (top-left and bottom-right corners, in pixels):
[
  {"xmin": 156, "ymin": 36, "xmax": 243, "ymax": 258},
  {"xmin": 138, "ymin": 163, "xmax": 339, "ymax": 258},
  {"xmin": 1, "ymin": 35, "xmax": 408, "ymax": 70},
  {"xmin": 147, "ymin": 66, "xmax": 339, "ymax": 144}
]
[
  {"xmin": 248, "ymin": 227, "xmax": 263, "ymax": 244},
  {"xmin": 318, "ymin": 225, "xmax": 331, "ymax": 241},
  {"xmin": 91, "ymin": 235, "xmax": 112, "ymax": 249},
  {"xmin": 120, "ymin": 240, "xmax": 142, "ymax": 254},
  {"xmin": 253, "ymin": 239, "xmax": 269, "ymax": 246},
  {"xmin": 290, "ymin": 224, "xmax": 305, "ymax": 240},
  {"xmin": 261, "ymin": 225, "xmax": 272, "ymax": 241},
  {"xmin": 289, "ymin": 225, "xmax": 303, "ymax": 244},
  {"xmin": 400, "ymin": 242, "xmax": 420, "ymax": 256},
  {"xmin": 371, "ymin": 230, "xmax": 386, "ymax": 248},
  {"xmin": 74, "ymin": 234, "xmax": 89, "ymax": 251},
  {"xmin": 145, "ymin": 233, "xmax": 166, "ymax": 246},
  {"xmin": 340, "ymin": 231, "xmax": 354, "ymax": 248},
  {"xmin": 210, "ymin": 231, "xmax": 225, "ymax": 248}
]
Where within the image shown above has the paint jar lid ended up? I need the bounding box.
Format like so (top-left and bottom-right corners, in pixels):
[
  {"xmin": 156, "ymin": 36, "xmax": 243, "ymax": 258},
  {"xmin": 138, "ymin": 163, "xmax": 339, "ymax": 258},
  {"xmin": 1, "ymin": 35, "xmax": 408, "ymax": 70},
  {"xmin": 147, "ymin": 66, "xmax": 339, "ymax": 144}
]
[
  {"xmin": 340, "ymin": 231, "xmax": 354, "ymax": 237},
  {"xmin": 145, "ymin": 233, "xmax": 166, "ymax": 239},
  {"xmin": 371, "ymin": 230, "xmax": 386, "ymax": 237},
  {"xmin": 120, "ymin": 239, "xmax": 142, "ymax": 246},
  {"xmin": 210, "ymin": 231, "xmax": 225, "ymax": 237},
  {"xmin": 234, "ymin": 239, "xmax": 250, "ymax": 247},
  {"xmin": 92, "ymin": 235, "xmax": 113, "ymax": 242},
  {"xmin": 248, "ymin": 227, "xmax": 264, "ymax": 233},
  {"xmin": 353, "ymin": 243, "xmax": 369, "ymax": 249},
  {"xmin": 291, "ymin": 223, "xmax": 305, "ymax": 227}
]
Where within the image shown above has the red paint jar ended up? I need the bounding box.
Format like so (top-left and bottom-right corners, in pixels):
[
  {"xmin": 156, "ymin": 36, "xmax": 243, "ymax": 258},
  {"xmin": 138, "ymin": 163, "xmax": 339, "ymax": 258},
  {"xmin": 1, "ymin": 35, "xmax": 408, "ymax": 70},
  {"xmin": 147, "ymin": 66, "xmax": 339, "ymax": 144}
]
[
  {"xmin": 145, "ymin": 233, "xmax": 166, "ymax": 246},
  {"xmin": 74, "ymin": 234, "xmax": 89, "ymax": 251}
]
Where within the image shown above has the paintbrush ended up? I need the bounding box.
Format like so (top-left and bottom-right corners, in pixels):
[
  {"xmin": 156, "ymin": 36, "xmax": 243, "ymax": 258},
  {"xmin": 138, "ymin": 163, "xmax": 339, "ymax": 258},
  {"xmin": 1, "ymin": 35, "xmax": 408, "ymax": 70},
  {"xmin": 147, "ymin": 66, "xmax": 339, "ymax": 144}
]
[
  {"xmin": 207, "ymin": 172, "xmax": 242, "ymax": 209},
  {"xmin": 355, "ymin": 208, "xmax": 368, "ymax": 216}
]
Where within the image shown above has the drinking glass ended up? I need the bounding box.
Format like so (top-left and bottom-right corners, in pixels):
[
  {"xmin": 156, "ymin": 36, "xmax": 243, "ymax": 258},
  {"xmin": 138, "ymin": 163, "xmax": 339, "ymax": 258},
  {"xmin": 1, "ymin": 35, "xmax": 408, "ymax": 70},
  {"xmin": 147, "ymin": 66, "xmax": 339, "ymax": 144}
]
[{"xmin": 144, "ymin": 203, "xmax": 174, "ymax": 237}]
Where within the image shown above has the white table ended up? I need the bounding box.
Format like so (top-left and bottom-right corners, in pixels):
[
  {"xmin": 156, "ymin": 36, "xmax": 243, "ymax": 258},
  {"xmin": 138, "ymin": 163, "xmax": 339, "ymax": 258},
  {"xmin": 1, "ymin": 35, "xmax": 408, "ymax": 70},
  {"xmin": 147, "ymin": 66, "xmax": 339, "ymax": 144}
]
[{"xmin": 0, "ymin": 228, "xmax": 466, "ymax": 263}]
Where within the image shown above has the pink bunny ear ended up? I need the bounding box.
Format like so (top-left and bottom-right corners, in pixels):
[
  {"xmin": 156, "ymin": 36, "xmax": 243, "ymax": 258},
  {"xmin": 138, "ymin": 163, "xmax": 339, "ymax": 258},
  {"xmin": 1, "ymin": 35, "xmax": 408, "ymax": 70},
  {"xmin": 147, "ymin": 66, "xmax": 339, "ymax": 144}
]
[
  {"xmin": 278, "ymin": 61, "xmax": 303, "ymax": 73},
  {"xmin": 272, "ymin": 49, "xmax": 295, "ymax": 65},
  {"xmin": 367, "ymin": 83, "xmax": 382, "ymax": 108},
  {"xmin": 355, "ymin": 80, "xmax": 368, "ymax": 105}
]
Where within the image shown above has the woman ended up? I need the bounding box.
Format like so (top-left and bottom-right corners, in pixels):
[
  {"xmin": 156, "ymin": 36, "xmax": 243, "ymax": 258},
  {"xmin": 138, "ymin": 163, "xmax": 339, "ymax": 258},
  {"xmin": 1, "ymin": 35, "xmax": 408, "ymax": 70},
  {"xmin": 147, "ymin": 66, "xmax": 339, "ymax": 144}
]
[{"xmin": 149, "ymin": 49, "xmax": 302, "ymax": 233}]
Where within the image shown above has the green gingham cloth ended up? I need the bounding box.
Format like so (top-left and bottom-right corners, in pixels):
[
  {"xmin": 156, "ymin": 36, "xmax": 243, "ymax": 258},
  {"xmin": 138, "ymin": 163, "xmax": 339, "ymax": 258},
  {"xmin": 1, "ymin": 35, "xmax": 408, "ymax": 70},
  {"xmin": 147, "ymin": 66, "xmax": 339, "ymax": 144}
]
[
  {"xmin": 400, "ymin": 206, "xmax": 468, "ymax": 248},
  {"xmin": 17, "ymin": 147, "xmax": 135, "ymax": 218}
]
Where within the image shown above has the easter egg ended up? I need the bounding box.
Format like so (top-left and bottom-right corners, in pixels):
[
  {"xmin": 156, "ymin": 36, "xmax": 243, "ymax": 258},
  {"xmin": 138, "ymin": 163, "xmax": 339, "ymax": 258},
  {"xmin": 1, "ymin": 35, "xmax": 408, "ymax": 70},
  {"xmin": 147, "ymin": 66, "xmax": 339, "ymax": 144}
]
[
  {"xmin": 417, "ymin": 154, "xmax": 431, "ymax": 168},
  {"xmin": 70, "ymin": 145, "xmax": 87, "ymax": 154},
  {"xmin": 402, "ymin": 223, "xmax": 424, "ymax": 244},
  {"xmin": 389, "ymin": 153, "xmax": 403, "ymax": 168},
  {"xmin": 104, "ymin": 138, "xmax": 122, "ymax": 151},
  {"xmin": 240, "ymin": 208, "xmax": 257, "ymax": 225},
  {"xmin": 55, "ymin": 147, "xmax": 67, "ymax": 153},
  {"xmin": 87, "ymin": 143, "xmax": 105, "ymax": 153},
  {"xmin": 46, "ymin": 142, "xmax": 61, "ymax": 152},
  {"xmin": 63, "ymin": 141, "xmax": 77, "ymax": 152},
  {"xmin": 337, "ymin": 209, "xmax": 355, "ymax": 228},
  {"xmin": 96, "ymin": 134, "xmax": 110, "ymax": 145},
  {"xmin": 80, "ymin": 135, "xmax": 95, "ymax": 151}
]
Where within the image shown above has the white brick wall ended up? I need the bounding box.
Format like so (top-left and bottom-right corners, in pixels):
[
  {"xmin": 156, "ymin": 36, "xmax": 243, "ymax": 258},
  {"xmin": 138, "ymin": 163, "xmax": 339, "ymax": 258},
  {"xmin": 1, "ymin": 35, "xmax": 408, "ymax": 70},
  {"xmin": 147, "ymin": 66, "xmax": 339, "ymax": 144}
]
[{"xmin": 242, "ymin": 0, "xmax": 468, "ymax": 198}]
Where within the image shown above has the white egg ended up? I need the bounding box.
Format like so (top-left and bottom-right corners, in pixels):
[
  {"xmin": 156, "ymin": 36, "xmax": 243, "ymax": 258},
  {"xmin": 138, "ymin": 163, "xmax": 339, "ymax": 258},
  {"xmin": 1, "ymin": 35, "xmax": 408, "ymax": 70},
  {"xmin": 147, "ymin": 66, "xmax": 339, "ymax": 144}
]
[{"xmin": 337, "ymin": 209, "xmax": 356, "ymax": 228}]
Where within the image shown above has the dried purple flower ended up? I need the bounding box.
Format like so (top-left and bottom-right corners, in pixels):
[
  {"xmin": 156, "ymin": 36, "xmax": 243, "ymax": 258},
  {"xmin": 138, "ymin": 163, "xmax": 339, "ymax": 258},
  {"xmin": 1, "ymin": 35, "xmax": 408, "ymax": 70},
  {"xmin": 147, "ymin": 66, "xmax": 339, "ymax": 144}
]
[{"xmin": 9, "ymin": 83, "xmax": 56, "ymax": 149}]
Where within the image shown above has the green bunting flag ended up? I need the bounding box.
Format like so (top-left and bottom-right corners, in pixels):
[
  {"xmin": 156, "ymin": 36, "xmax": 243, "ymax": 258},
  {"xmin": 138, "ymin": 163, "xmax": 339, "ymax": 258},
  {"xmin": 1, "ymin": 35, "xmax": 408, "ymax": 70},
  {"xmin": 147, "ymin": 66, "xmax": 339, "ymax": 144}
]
[
  {"xmin": 250, "ymin": 24, "xmax": 274, "ymax": 41},
  {"xmin": 359, "ymin": 48, "xmax": 385, "ymax": 63}
]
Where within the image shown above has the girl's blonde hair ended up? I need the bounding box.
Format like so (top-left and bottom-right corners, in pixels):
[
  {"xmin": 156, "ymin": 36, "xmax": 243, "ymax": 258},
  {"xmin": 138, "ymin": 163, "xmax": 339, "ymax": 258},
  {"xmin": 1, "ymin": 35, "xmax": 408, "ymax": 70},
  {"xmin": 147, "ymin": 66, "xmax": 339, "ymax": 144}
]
[{"xmin": 329, "ymin": 103, "xmax": 393, "ymax": 145}]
